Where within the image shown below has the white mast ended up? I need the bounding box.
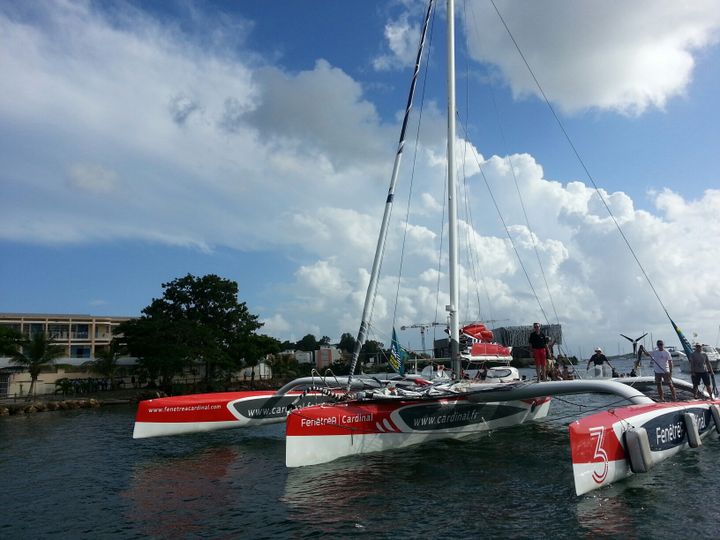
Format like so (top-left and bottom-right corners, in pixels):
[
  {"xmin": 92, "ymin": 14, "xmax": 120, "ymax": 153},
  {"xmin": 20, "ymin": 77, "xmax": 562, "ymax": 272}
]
[{"xmin": 446, "ymin": 0, "xmax": 461, "ymax": 377}]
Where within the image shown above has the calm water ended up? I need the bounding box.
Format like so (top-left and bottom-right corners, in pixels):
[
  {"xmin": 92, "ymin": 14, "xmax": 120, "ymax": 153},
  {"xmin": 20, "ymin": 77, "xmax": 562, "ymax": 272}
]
[{"xmin": 2, "ymin": 365, "xmax": 719, "ymax": 539}]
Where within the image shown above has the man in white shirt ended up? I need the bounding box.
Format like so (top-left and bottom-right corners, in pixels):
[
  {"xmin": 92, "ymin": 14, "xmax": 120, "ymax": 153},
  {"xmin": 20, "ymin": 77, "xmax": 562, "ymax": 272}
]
[{"xmin": 642, "ymin": 339, "xmax": 676, "ymax": 401}]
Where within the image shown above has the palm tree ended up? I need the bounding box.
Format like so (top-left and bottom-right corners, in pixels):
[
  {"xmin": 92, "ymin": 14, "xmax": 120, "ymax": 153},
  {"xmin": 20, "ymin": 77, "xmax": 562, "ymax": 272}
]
[
  {"xmin": 0, "ymin": 325, "xmax": 23, "ymax": 356},
  {"xmin": 11, "ymin": 332, "xmax": 66, "ymax": 400},
  {"xmin": 90, "ymin": 340, "xmax": 121, "ymax": 386}
]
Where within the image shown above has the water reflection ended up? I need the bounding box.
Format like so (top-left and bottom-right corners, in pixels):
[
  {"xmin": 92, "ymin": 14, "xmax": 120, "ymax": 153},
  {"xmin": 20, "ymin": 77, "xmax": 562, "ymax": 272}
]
[
  {"xmin": 282, "ymin": 456, "xmax": 391, "ymax": 533},
  {"xmin": 575, "ymin": 491, "xmax": 638, "ymax": 538},
  {"xmin": 122, "ymin": 446, "xmax": 238, "ymax": 538}
]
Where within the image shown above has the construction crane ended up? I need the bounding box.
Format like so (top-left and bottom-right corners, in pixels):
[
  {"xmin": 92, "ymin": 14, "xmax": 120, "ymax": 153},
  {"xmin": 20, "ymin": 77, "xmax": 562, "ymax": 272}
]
[{"xmin": 400, "ymin": 322, "xmax": 445, "ymax": 357}]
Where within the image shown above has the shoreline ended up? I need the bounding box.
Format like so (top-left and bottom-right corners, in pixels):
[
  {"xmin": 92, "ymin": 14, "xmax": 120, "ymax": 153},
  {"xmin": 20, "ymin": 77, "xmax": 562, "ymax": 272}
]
[
  {"xmin": 0, "ymin": 397, "xmax": 125, "ymax": 416},
  {"xmin": 0, "ymin": 379, "xmax": 287, "ymax": 417}
]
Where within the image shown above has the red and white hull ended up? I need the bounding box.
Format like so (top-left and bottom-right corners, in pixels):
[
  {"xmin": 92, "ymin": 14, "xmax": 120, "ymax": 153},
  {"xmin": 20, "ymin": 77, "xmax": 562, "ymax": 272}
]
[
  {"xmin": 570, "ymin": 400, "xmax": 720, "ymax": 495},
  {"xmin": 286, "ymin": 394, "xmax": 551, "ymax": 467},
  {"xmin": 133, "ymin": 390, "xmax": 333, "ymax": 439}
]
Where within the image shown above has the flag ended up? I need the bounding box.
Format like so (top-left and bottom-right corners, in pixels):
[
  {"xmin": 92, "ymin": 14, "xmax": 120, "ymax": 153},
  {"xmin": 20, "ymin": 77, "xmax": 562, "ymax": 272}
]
[
  {"xmin": 670, "ymin": 318, "xmax": 694, "ymax": 357},
  {"xmin": 388, "ymin": 327, "xmax": 406, "ymax": 376}
]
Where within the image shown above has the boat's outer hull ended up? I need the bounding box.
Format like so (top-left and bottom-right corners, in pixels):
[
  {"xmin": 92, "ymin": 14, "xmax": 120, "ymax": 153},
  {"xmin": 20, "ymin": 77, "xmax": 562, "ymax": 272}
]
[
  {"xmin": 285, "ymin": 395, "xmax": 551, "ymax": 467},
  {"xmin": 133, "ymin": 391, "xmax": 333, "ymax": 439},
  {"xmin": 570, "ymin": 400, "xmax": 720, "ymax": 495}
]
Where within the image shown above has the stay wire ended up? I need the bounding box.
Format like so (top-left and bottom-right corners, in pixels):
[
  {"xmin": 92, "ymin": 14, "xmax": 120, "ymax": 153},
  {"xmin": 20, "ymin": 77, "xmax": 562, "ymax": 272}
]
[
  {"xmin": 465, "ymin": 0, "xmax": 571, "ymax": 355},
  {"xmin": 488, "ymin": 0, "xmax": 673, "ymax": 321},
  {"xmin": 459, "ymin": 0, "xmax": 493, "ymax": 325},
  {"xmin": 456, "ymin": 114, "xmax": 551, "ymax": 324},
  {"xmin": 391, "ymin": 1, "xmax": 437, "ymax": 330}
]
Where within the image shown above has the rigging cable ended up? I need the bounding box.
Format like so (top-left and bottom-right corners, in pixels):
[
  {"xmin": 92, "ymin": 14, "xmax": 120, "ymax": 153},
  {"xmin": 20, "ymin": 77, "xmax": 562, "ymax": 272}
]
[
  {"xmin": 488, "ymin": 0, "xmax": 676, "ymax": 325},
  {"xmin": 456, "ymin": 115, "xmax": 552, "ymax": 325},
  {"xmin": 346, "ymin": 0, "xmax": 436, "ymax": 387},
  {"xmin": 392, "ymin": 1, "xmax": 438, "ymax": 332},
  {"xmin": 464, "ymin": 0, "xmax": 572, "ymax": 357}
]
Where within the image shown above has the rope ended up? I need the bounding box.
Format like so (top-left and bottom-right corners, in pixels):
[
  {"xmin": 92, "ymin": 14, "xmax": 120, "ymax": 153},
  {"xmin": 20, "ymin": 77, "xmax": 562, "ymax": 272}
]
[
  {"xmin": 392, "ymin": 1, "xmax": 437, "ymax": 328},
  {"xmin": 488, "ymin": 0, "xmax": 674, "ymax": 323},
  {"xmin": 456, "ymin": 116, "xmax": 551, "ymax": 323}
]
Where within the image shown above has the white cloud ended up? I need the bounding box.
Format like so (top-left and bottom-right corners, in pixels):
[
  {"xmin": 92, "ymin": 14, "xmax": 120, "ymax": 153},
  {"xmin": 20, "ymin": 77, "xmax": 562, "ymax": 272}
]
[
  {"xmin": 296, "ymin": 259, "xmax": 347, "ymax": 294},
  {"xmin": 67, "ymin": 163, "xmax": 118, "ymax": 194},
  {"xmin": 373, "ymin": 14, "xmax": 420, "ymax": 71},
  {"xmin": 461, "ymin": 0, "xmax": 720, "ymax": 114},
  {"xmin": 261, "ymin": 313, "xmax": 291, "ymax": 336},
  {"xmin": 1, "ymin": 1, "xmax": 719, "ymax": 356}
]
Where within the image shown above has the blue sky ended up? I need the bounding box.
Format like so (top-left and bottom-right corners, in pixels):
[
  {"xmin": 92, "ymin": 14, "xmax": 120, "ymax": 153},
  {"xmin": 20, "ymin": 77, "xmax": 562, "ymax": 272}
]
[{"xmin": 1, "ymin": 0, "xmax": 719, "ymax": 357}]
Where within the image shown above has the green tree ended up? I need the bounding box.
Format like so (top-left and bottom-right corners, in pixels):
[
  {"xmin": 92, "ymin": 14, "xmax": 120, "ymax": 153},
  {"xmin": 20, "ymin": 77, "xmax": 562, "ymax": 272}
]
[
  {"xmin": 361, "ymin": 339, "xmax": 385, "ymax": 361},
  {"xmin": 296, "ymin": 334, "xmax": 319, "ymax": 352},
  {"xmin": 11, "ymin": 332, "xmax": 66, "ymax": 399},
  {"xmin": 231, "ymin": 333, "xmax": 281, "ymax": 386},
  {"xmin": 0, "ymin": 325, "xmax": 23, "ymax": 356},
  {"xmin": 270, "ymin": 353, "xmax": 301, "ymax": 379},
  {"xmin": 117, "ymin": 274, "xmax": 264, "ymax": 391},
  {"xmin": 319, "ymin": 335, "xmax": 331, "ymax": 346},
  {"xmin": 115, "ymin": 316, "xmax": 188, "ymax": 389},
  {"xmin": 338, "ymin": 332, "xmax": 356, "ymax": 353},
  {"xmin": 89, "ymin": 339, "xmax": 122, "ymax": 385}
]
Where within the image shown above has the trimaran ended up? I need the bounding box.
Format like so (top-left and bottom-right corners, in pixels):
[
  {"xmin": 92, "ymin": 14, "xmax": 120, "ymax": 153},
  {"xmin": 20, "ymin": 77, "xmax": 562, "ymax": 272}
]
[{"xmin": 133, "ymin": 0, "xmax": 720, "ymax": 496}]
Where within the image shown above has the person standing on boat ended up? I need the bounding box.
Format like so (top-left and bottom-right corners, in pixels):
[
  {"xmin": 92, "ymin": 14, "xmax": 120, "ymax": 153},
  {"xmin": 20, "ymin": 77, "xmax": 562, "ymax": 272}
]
[
  {"xmin": 586, "ymin": 348, "xmax": 613, "ymax": 376},
  {"xmin": 689, "ymin": 343, "xmax": 715, "ymax": 398},
  {"xmin": 529, "ymin": 322, "xmax": 549, "ymax": 381},
  {"xmin": 642, "ymin": 340, "xmax": 677, "ymax": 401}
]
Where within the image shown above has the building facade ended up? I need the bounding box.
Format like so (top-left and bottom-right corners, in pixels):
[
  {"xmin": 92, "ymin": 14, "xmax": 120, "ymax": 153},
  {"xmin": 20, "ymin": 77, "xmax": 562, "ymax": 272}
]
[
  {"xmin": 0, "ymin": 313, "xmax": 134, "ymax": 398},
  {"xmin": 0, "ymin": 312, "xmax": 132, "ymax": 361}
]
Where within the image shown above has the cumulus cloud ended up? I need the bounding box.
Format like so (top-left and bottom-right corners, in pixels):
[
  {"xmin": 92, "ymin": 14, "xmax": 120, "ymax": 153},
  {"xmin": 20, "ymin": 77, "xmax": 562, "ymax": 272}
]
[
  {"xmin": 67, "ymin": 163, "xmax": 118, "ymax": 194},
  {"xmin": 373, "ymin": 14, "xmax": 420, "ymax": 71},
  {"xmin": 261, "ymin": 313, "xmax": 291, "ymax": 336},
  {"xmin": 461, "ymin": 0, "xmax": 720, "ymax": 114},
  {"xmin": 0, "ymin": 1, "xmax": 391, "ymax": 249},
  {"xmin": 1, "ymin": 1, "xmax": 718, "ymax": 355}
]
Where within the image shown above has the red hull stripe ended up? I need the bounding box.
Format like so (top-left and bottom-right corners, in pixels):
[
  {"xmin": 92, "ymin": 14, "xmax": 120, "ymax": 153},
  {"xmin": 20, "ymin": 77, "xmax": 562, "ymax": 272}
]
[
  {"xmin": 287, "ymin": 397, "xmax": 539, "ymax": 437},
  {"xmin": 287, "ymin": 401, "xmax": 401, "ymax": 436},
  {"xmin": 569, "ymin": 400, "xmax": 720, "ymax": 465},
  {"xmin": 135, "ymin": 391, "xmax": 301, "ymax": 423}
]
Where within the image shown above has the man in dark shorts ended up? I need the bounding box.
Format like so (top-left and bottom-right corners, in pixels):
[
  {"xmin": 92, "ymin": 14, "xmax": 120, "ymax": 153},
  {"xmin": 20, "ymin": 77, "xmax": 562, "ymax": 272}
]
[
  {"xmin": 529, "ymin": 322, "xmax": 549, "ymax": 381},
  {"xmin": 586, "ymin": 348, "xmax": 613, "ymax": 377},
  {"xmin": 689, "ymin": 343, "xmax": 715, "ymax": 398},
  {"xmin": 642, "ymin": 339, "xmax": 676, "ymax": 401}
]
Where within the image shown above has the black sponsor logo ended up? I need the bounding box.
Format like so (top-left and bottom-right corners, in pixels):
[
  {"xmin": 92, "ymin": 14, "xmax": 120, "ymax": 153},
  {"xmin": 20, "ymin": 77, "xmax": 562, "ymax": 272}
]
[
  {"xmin": 232, "ymin": 394, "xmax": 331, "ymax": 419},
  {"xmin": 643, "ymin": 408, "xmax": 711, "ymax": 451},
  {"xmin": 398, "ymin": 402, "xmax": 524, "ymax": 431}
]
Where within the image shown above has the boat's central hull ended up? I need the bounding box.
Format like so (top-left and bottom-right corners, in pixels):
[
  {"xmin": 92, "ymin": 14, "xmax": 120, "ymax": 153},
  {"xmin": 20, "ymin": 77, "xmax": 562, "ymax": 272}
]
[{"xmin": 286, "ymin": 395, "xmax": 551, "ymax": 467}]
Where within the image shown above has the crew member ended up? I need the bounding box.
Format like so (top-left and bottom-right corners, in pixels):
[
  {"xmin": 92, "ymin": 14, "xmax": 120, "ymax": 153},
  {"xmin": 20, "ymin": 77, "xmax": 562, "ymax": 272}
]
[
  {"xmin": 689, "ymin": 343, "xmax": 715, "ymax": 398},
  {"xmin": 529, "ymin": 322, "xmax": 549, "ymax": 381},
  {"xmin": 586, "ymin": 348, "xmax": 613, "ymax": 376},
  {"xmin": 642, "ymin": 340, "xmax": 677, "ymax": 401}
]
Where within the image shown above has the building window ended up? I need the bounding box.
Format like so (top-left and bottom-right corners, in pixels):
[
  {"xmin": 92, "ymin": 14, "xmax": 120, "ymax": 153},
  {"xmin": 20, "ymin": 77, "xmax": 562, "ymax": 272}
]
[
  {"xmin": 29, "ymin": 323, "xmax": 45, "ymax": 337},
  {"xmin": 48, "ymin": 324, "xmax": 68, "ymax": 340},
  {"xmin": 70, "ymin": 346, "xmax": 91, "ymax": 358},
  {"xmin": 72, "ymin": 324, "xmax": 89, "ymax": 339}
]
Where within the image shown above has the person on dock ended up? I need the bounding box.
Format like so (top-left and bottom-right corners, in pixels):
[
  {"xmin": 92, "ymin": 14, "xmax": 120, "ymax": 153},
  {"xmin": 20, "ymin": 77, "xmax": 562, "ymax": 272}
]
[
  {"xmin": 529, "ymin": 322, "xmax": 549, "ymax": 381},
  {"xmin": 642, "ymin": 340, "xmax": 677, "ymax": 401},
  {"xmin": 689, "ymin": 343, "xmax": 715, "ymax": 399},
  {"xmin": 586, "ymin": 348, "xmax": 613, "ymax": 376}
]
